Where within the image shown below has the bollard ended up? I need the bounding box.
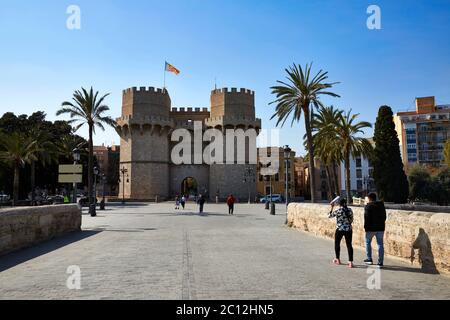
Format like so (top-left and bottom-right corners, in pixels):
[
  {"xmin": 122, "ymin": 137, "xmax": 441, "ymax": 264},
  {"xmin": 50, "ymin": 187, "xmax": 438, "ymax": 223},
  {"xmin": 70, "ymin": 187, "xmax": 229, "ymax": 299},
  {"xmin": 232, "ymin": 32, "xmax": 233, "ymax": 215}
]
[
  {"xmin": 265, "ymin": 202, "xmax": 269, "ymax": 210},
  {"xmin": 270, "ymin": 202, "xmax": 275, "ymax": 215},
  {"xmin": 216, "ymin": 196, "xmax": 219, "ymax": 204},
  {"xmin": 100, "ymin": 199, "xmax": 105, "ymax": 210}
]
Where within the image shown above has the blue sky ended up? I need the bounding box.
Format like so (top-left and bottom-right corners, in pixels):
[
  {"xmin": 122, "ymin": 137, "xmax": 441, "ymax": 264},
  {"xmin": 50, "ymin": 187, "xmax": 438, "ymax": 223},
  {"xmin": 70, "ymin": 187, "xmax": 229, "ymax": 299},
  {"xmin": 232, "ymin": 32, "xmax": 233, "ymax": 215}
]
[{"xmin": 0, "ymin": 0, "xmax": 449, "ymax": 155}]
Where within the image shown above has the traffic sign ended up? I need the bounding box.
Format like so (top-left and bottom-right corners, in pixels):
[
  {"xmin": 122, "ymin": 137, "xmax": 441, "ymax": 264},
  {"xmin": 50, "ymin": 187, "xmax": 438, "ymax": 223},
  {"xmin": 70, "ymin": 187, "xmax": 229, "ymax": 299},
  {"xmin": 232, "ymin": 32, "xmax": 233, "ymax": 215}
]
[
  {"xmin": 58, "ymin": 174, "xmax": 83, "ymax": 183},
  {"xmin": 59, "ymin": 164, "xmax": 83, "ymax": 174}
]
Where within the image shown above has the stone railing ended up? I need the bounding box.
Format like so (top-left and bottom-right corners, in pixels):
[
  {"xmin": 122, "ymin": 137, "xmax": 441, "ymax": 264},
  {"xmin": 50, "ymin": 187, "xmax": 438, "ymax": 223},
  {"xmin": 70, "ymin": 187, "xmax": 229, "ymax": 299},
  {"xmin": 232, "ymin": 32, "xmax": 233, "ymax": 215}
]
[
  {"xmin": 0, "ymin": 204, "xmax": 81, "ymax": 256},
  {"xmin": 288, "ymin": 203, "xmax": 450, "ymax": 274}
]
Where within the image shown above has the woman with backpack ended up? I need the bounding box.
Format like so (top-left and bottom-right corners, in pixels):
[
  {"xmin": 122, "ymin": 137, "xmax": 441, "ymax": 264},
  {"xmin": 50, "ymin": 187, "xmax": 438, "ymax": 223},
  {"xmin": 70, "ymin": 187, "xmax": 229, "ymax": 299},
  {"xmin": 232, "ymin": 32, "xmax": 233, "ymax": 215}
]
[{"xmin": 328, "ymin": 198, "xmax": 354, "ymax": 268}]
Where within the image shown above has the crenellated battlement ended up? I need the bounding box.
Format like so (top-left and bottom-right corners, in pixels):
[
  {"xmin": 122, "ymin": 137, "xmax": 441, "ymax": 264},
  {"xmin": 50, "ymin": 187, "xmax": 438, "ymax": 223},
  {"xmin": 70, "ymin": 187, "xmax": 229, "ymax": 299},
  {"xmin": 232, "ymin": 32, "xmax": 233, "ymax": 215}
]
[
  {"xmin": 123, "ymin": 86, "xmax": 169, "ymax": 95},
  {"xmin": 170, "ymin": 107, "xmax": 209, "ymax": 113},
  {"xmin": 211, "ymin": 87, "xmax": 254, "ymax": 96}
]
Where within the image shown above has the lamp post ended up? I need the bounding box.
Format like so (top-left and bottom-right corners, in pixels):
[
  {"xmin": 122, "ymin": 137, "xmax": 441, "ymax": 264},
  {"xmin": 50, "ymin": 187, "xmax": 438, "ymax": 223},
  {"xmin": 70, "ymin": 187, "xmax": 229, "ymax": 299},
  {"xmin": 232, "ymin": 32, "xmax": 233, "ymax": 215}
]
[
  {"xmin": 120, "ymin": 166, "xmax": 128, "ymax": 204},
  {"xmin": 90, "ymin": 166, "xmax": 99, "ymax": 217},
  {"xmin": 72, "ymin": 148, "xmax": 80, "ymax": 204},
  {"xmin": 284, "ymin": 145, "xmax": 292, "ymax": 225},
  {"xmin": 100, "ymin": 174, "xmax": 106, "ymax": 210},
  {"xmin": 363, "ymin": 175, "xmax": 371, "ymax": 196}
]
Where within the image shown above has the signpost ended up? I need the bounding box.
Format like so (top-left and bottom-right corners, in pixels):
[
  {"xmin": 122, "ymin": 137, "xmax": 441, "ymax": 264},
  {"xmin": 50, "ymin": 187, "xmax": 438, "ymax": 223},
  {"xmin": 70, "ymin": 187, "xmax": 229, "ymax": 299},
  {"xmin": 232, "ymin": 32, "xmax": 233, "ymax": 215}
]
[{"xmin": 58, "ymin": 165, "xmax": 83, "ymax": 203}]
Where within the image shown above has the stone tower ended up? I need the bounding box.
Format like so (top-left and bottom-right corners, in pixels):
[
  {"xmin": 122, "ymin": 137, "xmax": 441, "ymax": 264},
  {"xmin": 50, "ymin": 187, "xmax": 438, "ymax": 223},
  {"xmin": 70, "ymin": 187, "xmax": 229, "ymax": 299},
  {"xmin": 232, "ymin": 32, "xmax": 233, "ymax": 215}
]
[
  {"xmin": 206, "ymin": 88, "xmax": 261, "ymax": 200},
  {"xmin": 116, "ymin": 87, "xmax": 173, "ymax": 200}
]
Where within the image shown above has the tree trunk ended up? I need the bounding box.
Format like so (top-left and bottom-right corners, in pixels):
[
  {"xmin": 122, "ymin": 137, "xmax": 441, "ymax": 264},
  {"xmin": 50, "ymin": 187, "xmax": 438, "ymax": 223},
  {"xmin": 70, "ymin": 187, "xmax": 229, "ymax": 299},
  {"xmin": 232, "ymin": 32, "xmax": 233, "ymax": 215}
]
[
  {"xmin": 304, "ymin": 108, "xmax": 316, "ymax": 203},
  {"xmin": 31, "ymin": 160, "xmax": 36, "ymax": 204},
  {"xmin": 325, "ymin": 164, "xmax": 334, "ymax": 200},
  {"xmin": 88, "ymin": 124, "xmax": 94, "ymax": 210},
  {"xmin": 333, "ymin": 161, "xmax": 340, "ymax": 196},
  {"xmin": 13, "ymin": 165, "xmax": 20, "ymax": 206},
  {"xmin": 345, "ymin": 153, "xmax": 351, "ymax": 204}
]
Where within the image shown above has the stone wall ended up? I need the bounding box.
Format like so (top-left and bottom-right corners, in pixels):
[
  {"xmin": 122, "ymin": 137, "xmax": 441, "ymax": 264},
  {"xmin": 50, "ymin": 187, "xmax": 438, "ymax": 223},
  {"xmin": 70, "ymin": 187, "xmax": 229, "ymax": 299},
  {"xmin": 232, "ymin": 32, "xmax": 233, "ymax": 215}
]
[
  {"xmin": 0, "ymin": 204, "xmax": 81, "ymax": 256},
  {"xmin": 288, "ymin": 203, "xmax": 450, "ymax": 274}
]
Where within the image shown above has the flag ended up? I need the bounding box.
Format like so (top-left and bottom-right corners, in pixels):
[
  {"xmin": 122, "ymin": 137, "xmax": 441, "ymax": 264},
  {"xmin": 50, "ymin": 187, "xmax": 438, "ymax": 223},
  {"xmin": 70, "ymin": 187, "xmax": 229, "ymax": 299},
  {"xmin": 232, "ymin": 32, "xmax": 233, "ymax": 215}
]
[{"xmin": 165, "ymin": 61, "xmax": 180, "ymax": 75}]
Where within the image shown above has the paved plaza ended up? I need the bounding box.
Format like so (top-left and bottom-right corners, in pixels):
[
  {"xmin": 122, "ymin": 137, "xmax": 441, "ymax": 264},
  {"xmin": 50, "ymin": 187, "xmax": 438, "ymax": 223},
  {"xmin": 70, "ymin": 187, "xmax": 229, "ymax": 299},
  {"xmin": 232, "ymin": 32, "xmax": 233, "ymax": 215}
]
[{"xmin": 0, "ymin": 203, "xmax": 449, "ymax": 300}]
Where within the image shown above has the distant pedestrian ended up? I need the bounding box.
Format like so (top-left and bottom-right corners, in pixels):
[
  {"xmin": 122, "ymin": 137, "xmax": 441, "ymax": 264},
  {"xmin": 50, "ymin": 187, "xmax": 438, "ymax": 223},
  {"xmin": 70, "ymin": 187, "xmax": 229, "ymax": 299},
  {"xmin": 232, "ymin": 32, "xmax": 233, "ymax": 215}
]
[
  {"xmin": 227, "ymin": 194, "xmax": 236, "ymax": 215},
  {"xmin": 175, "ymin": 195, "xmax": 180, "ymax": 210},
  {"xmin": 197, "ymin": 194, "xmax": 206, "ymax": 214},
  {"xmin": 181, "ymin": 195, "xmax": 186, "ymax": 210},
  {"xmin": 364, "ymin": 193, "xmax": 387, "ymax": 267},
  {"xmin": 328, "ymin": 198, "xmax": 354, "ymax": 268}
]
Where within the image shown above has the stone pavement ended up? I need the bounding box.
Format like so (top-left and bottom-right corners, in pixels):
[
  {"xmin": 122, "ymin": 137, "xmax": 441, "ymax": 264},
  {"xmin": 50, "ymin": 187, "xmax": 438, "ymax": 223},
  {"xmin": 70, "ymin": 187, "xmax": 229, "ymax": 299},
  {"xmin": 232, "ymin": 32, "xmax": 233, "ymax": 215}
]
[{"xmin": 0, "ymin": 203, "xmax": 449, "ymax": 300}]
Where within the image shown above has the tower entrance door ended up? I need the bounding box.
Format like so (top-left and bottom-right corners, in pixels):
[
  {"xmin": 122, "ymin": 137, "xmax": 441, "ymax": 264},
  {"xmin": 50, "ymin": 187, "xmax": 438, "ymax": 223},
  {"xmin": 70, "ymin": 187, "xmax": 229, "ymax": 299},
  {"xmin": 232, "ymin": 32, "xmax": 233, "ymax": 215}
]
[{"xmin": 181, "ymin": 177, "xmax": 198, "ymax": 197}]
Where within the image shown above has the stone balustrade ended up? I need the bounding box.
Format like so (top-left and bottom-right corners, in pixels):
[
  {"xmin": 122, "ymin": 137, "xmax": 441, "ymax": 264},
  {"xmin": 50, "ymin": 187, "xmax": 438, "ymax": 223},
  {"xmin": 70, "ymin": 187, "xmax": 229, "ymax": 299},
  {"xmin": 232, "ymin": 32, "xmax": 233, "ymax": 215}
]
[
  {"xmin": 0, "ymin": 204, "xmax": 81, "ymax": 256},
  {"xmin": 288, "ymin": 203, "xmax": 450, "ymax": 274}
]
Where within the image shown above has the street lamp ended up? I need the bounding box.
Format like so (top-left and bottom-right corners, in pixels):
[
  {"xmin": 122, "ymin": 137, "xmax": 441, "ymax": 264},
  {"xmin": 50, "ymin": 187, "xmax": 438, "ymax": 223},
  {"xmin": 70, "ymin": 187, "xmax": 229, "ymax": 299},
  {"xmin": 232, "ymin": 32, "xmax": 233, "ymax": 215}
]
[
  {"xmin": 363, "ymin": 175, "xmax": 371, "ymax": 196},
  {"xmin": 100, "ymin": 174, "xmax": 106, "ymax": 210},
  {"xmin": 284, "ymin": 145, "xmax": 292, "ymax": 225},
  {"xmin": 72, "ymin": 148, "xmax": 80, "ymax": 204},
  {"xmin": 120, "ymin": 166, "xmax": 128, "ymax": 204},
  {"xmin": 90, "ymin": 166, "xmax": 99, "ymax": 217}
]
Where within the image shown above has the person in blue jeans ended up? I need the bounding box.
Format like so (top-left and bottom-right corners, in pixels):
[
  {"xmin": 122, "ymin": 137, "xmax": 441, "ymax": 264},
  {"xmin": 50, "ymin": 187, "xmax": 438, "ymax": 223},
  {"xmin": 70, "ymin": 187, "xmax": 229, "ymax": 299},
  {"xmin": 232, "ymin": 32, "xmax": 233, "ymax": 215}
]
[{"xmin": 364, "ymin": 193, "xmax": 387, "ymax": 267}]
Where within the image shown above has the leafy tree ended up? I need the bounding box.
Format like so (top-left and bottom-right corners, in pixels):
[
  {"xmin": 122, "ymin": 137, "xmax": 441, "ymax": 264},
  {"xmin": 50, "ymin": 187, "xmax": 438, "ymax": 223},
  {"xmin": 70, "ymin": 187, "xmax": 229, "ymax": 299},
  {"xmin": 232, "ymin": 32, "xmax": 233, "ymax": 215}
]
[
  {"xmin": 444, "ymin": 139, "xmax": 450, "ymax": 167},
  {"xmin": 57, "ymin": 87, "xmax": 116, "ymax": 216},
  {"xmin": 314, "ymin": 107, "xmax": 373, "ymax": 202},
  {"xmin": 28, "ymin": 128, "xmax": 59, "ymax": 203},
  {"xmin": 0, "ymin": 132, "xmax": 38, "ymax": 205},
  {"xmin": 0, "ymin": 111, "xmax": 89, "ymax": 198},
  {"xmin": 270, "ymin": 63, "xmax": 340, "ymax": 202},
  {"xmin": 311, "ymin": 105, "xmax": 344, "ymax": 197},
  {"xmin": 372, "ymin": 106, "xmax": 409, "ymax": 203},
  {"xmin": 408, "ymin": 164, "xmax": 431, "ymax": 202}
]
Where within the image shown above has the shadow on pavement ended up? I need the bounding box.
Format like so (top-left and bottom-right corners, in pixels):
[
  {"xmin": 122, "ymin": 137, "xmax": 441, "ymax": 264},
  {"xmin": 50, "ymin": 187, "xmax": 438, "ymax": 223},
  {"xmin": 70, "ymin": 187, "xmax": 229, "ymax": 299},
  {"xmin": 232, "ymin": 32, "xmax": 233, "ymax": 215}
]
[
  {"xmin": 0, "ymin": 230, "xmax": 102, "ymax": 273},
  {"xmin": 347, "ymin": 264, "xmax": 439, "ymax": 274}
]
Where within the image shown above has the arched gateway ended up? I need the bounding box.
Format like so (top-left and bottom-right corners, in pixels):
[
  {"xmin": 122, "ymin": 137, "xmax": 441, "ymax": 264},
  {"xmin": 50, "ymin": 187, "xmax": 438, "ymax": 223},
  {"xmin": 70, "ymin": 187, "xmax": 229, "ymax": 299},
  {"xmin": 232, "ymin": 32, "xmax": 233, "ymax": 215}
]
[{"xmin": 181, "ymin": 177, "xmax": 198, "ymax": 197}]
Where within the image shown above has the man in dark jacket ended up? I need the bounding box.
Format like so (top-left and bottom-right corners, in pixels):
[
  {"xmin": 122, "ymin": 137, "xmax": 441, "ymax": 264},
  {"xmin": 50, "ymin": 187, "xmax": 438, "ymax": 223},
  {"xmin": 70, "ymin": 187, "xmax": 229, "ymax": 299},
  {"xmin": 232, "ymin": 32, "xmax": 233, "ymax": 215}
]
[
  {"xmin": 364, "ymin": 193, "xmax": 387, "ymax": 267},
  {"xmin": 197, "ymin": 194, "xmax": 206, "ymax": 214}
]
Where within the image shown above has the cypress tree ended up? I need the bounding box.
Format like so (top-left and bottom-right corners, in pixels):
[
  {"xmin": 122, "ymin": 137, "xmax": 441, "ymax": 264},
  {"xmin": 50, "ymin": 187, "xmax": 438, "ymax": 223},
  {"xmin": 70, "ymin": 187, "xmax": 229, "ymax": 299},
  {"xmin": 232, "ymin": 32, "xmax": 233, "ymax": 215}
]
[{"xmin": 372, "ymin": 106, "xmax": 409, "ymax": 203}]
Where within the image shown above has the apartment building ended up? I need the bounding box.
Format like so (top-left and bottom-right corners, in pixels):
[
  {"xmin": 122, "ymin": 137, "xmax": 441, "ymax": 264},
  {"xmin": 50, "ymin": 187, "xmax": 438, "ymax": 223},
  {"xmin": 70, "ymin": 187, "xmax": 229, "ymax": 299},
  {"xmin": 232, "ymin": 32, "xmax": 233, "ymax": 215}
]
[{"xmin": 394, "ymin": 96, "xmax": 450, "ymax": 168}]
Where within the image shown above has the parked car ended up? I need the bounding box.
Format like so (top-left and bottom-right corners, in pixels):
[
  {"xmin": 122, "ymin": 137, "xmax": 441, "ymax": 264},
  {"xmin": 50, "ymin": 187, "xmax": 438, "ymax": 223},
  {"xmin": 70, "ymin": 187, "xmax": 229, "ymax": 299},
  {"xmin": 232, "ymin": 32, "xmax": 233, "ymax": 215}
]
[
  {"xmin": 48, "ymin": 195, "xmax": 65, "ymax": 204},
  {"xmin": 0, "ymin": 193, "xmax": 10, "ymax": 204},
  {"xmin": 259, "ymin": 194, "xmax": 284, "ymax": 203}
]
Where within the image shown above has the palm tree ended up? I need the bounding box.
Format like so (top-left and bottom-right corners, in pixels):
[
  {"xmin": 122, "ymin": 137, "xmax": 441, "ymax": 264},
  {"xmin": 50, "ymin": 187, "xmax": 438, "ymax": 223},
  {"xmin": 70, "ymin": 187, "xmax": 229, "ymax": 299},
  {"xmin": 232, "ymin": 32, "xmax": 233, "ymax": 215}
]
[
  {"xmin": 56, "ymin": 87, "xmax": 116, "ymax": 216},
  {"xmin": 57, "ymin": 134, "xmax": 88, "ymax": 161},
  {"xmin": 311, "ymin": 106, "xmax": 344, "ymax": 197},
  {"xmin": 315, "ymin": 109, "xmax": 373, "ymax": 203},
  {"xmin": 28, "ymin": 128, "xmax": 58, "ymax": 204},
  {"xmin": 270, "ymin": 63, "xmax": 340, "ymax": 202},
  {"xmin": 0, "ymin": 132, "xmax": 38, "ymax": 206}
]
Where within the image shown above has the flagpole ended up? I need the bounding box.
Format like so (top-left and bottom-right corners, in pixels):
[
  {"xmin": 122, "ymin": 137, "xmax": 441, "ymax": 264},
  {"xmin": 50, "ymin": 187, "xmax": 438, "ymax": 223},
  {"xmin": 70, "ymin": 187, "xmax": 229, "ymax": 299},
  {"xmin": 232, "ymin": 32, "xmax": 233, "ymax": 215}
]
[{"xmin": 163, "ymin": 62, "xmax": 166, "ymax": 91}]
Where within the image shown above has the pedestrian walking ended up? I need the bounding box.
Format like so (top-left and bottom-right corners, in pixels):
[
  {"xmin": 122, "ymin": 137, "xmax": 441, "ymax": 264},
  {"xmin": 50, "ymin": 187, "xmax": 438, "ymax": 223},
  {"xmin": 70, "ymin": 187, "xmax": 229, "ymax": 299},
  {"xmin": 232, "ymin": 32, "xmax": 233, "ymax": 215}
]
[
  {"xmin": 226, "ymin": 194, "xmax": 236, "ymax": 215},
  {"xmin": 364, "ymin": 193, "xmax": 387, "ymax": 267},
  {"xmin": 175, "ymin": 195, "xmax": 180, "ymax": 210},
  {"xmin": 181, "ymin": 195, "xmax": 186, "ymax": 210},
  {"xmin": 197, "ymin": 194, "xmax": 206, "ymax": 214},
  {"xmin": 328, "ymin": 198, "xmax": 354, "ymax": 268}
]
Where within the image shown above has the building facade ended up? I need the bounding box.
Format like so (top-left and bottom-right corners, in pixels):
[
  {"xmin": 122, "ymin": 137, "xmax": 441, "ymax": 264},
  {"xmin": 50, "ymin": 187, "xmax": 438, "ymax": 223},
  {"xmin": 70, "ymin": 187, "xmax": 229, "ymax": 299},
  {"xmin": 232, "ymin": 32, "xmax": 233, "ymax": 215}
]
[
  {"xmin": 394, "ymin": 96, "xmax": 450, "ymax": 168},
  {"xmin": 115, "ymin": 86, "xmax": 261, "ymax": 201},
  {"xmin": 256, "ymin": 147, "xmax": 296, "ymax": 199},
  {"xmin": 339, "ymin": 154, "xmax": 375, "ymax": 197},
  {"xmin": 93, "ymin": 144, "xmax": 120, "ymax": 197}
]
